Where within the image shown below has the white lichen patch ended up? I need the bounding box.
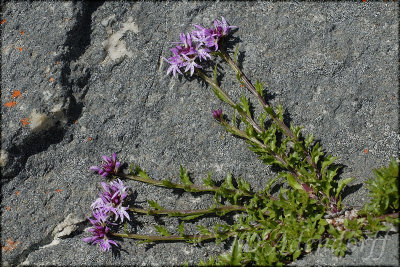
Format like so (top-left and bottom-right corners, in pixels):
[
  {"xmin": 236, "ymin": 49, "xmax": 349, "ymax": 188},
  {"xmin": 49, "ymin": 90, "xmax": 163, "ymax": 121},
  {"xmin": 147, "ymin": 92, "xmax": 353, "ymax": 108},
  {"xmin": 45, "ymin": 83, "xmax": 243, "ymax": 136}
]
[
  {"xmin": 0, "ymin": 150, "xmax": 9, "ymax": 167},
  {"xmin": 102, "ymin": 16, "xmax": 139, "ymax": 62},
  {"xmin": 40, "ymin": 213, "xmax": 86, "ymax": 249},
  {"xmin": 51, "ymin": 103, "xmax": 67, "ymax": 126},
  {"xmin": 29, "ymin": 109, "xmax": 53, "ymax": 132}
]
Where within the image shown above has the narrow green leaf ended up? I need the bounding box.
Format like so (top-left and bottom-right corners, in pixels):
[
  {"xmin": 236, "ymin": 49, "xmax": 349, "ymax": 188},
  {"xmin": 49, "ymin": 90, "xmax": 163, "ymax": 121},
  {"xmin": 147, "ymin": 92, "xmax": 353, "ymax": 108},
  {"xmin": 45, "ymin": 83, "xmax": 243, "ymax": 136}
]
[
  {"xmin": 239, "ymin": 93, "xmax": 251, "ymax": 116},
  {"xmin": 213, "ymin": 64, "xmax": 218, "ymax": 83},
  {"xmin": 178, "ymin": 221, "xmax": 185, "ymax": 236},
  {"xmin": 224, "ymin": 173, "xmax": 236, "ymax": 190},
  {"xmin": 147, "ymin": 200, "xmax": 163, "ymax": 210},
  {"xmin": 197, "ymin": 225, "xmax": 211, "ymax": 235},
  {"xmin": 154, "ymin": 225, "xmax": 171, "ymax": 236},
  {"xmin": 180, "ymin": 214, "xmax": 203, "ymax": 221},
  {"xmin": 264, "ymin": 106, "xmax": 275, "ymax": 117},
  {"xmin": 255, "ymin": 79, "xmax": 264, "ymax": 97},
  {"xmin": 162, "ymin": 179, "xmax": 174, "ymax": 187},
  {"xmin": 202, "ymin": 173, "xmax": 215, "ymax": 187},
  {"xmin": 179, "ymin": 165, "xmax": 193, "ymax": 185},
  {"xmin": 321, "ymin": 156, "xmax": 337, "ymax": 172},
  {"xmin": 135, "ymin": 166, "xmax": 150, "ymax": 179},
  {"xmin": 284, "ymin": 173, "xmax": 303, "ymax": 191},
  {"xmin": 305, "ymin": 133, "xmax": 314, "ymax": 148},
  {"xmin": 230, "ymin": 238, "xmax": 243, "ymax": 266},
  {"xmin": 212, "ymin": 87, "xmax": 229, "ymax": 104},
  {"xmin": 335, "ymin": 177, "xmax": 354, "ymax": 198}
]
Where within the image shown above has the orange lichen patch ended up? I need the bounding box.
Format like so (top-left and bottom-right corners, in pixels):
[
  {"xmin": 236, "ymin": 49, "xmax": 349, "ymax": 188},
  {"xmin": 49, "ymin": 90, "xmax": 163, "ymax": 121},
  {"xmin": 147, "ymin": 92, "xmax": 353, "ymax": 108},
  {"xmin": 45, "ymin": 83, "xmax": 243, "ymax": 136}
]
[
  {"xmin": 15, "ymin": 191, "xmax": 20, "ymax": 196},
  {"xmin": 21, "ymin": 118, "xmax": 29, "ymax": 127},
  {"xmin": 1, "ymin": 19, "xmax": 6, "ymax": 25},
  {"xmin": 11, "ymin": 90, "xmax": 22, "ymax": 99},
  {"xmin": 17, "ymin": 47, "xmax": 23, "ymax": 52},
  {"xmin": 4, "ymin": 101, "xmax": 17, "ymax": 108},
  {"xmin": 2, "ymin": 239, "xmax": 20, "ymax": 252},
  {"xmin": 87, "ymin": 137, "xmax": 92, "ymax": 141},
  {"xmin": 363, "ymin": 149, "xmax": 368, "ymax": 154},
  {"xmin": 49, "ymin": 77, "xmax": 54, "ymax": 82},
  {"xmin": 5, "ymin": 206, "xmax": 11, "ymax": 211},
  {"xmin": 239, "ymin": 84, "xmax": 244, "ymax": 87},
  {"xmin": 56, "ymin": 189, "xmax": 62, "ymax": 193},
  {"xmin": 20, "ymin": 30, "xmax": 24, "ymax": 35}
]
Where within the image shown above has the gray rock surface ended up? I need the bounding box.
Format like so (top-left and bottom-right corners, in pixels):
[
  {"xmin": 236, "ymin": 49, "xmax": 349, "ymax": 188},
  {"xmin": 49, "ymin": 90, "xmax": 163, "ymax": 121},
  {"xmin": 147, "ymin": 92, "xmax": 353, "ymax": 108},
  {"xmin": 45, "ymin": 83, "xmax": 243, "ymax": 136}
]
[{"xmin": 1, "ymin": 1, "xmax": 398, "ymax": 266}]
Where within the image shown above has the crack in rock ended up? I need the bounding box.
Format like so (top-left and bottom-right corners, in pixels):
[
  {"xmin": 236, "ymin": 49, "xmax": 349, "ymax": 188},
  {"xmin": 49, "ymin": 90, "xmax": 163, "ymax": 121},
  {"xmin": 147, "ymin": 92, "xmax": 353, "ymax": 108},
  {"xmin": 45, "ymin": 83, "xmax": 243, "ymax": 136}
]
[{"xmin": 19, "ymin": 214, "xmax": 87, "ymax": 266}]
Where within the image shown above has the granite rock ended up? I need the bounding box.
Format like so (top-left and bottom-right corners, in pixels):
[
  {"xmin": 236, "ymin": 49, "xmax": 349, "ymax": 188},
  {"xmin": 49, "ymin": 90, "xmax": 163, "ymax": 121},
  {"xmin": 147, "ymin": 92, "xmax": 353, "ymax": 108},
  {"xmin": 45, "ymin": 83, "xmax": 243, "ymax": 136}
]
[{"xmin": 1, "ymin": 1, "xmax": 398, "ymax": 266}]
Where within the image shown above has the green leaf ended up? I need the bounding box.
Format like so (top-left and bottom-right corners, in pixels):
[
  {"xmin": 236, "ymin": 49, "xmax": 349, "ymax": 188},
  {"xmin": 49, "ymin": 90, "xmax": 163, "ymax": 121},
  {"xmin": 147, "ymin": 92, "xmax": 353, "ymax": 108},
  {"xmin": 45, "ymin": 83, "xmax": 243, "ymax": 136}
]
[
  {"xmin": 197, "ymin": 225, "xmax": 211, "ymax": 235},
  {"xmin": 232, "ymin": 109, "xmax": 237, "ymax": 128},
  {"xmin": 276, "ymin": 104, "xmax": 284, "ymax": 121},
  {"xmin": 293, "ymin": 249, "xmax": 301, "ymax": 260},
  {"xmin": 202, "ymin": 173, "xmax": 215, "ymax": 187},
  {"xmin": 180, "ymin": 214, "xmax": 203, "ymax": 221},
  {"xmin": 230, "ymin": 238, "xmax": 243, "ymax": 266},
  {"xmin": 212, "ymin": 87, "xmax": 229, "ymax": 104},
  {"xmin": 305, "ymin": 133, "xmax": 314, "ymax": 149},
  {"xmin": 239, "ymin": 93, "xmax": 251, "ymax": 116},
  {"xmin": 162, "ymin": 179, "xmax": 174, "ymax": 187},
  {"xmin": 147, "ymin": 200, "xmax": 163, "ymax": 210},
  {"xmin": 179, "ymin": 165, "xmax": 193, "ymax": 185},
  {"xmin": 135, "ymin": 166, "xmax": 150, "ymax": 179},
  {"xmin": 258, "ymin": 112, "xmax": 268, "ymax": 131},
  {"xmin": 224, "ymin": 173, "xmax": 236, "ymax": 190},
  {"xmin": 282, "ymin": 173, "xmax": 303, "ymax": 190},
  {"xmin": 218, "ymin": 238, "xmax": 243, "ymax": 266},
  {"xmin": 178, "ymin": 221, "xmax": 185, "ymax": 236},
  {"xmin": 129, "ymin": 163, "xmax": 135, "ymax": 174},
  {"xmin": 123, "ymin": 221, "xmax": 128, "ymax": 234},
  {"xmin": 264, "ymin": 106, "xmax": 275, "ymax": 117},
  {"xmin": 311, "ymin": 143, "xmax": 324, "ymax": 165},
  {"xmin": 255, "ymin": 79, "xmax": 264, "ymax": 97},
  {"xmin": 237, "ymin": 177, "xmax": 251, "ymax": 193},
  {"xmin": 154, "ymin": 225, "xmax": 171, "ymax": 236},
  {"xmin": 321, "ymin": 156, "xmax": 337, "ymax": 173},
  {"xmin": 335, "ymin": 177, "xmax": 355, "ymax": 198},
  {"xmin": 213, "ymin": 64, "xmax": 218, "ymax": 84}
]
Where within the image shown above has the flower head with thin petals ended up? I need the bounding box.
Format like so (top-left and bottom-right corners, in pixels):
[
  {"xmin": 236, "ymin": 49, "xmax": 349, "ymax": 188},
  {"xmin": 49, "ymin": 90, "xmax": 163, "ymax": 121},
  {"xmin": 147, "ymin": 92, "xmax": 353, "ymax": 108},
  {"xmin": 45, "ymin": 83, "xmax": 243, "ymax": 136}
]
[
  {"xmin": 164, "ymin": 18, "xmax": 237, "ymax": 77},
  {"xmin": 84, "ymin": 179, "xmax": 131, "ymax": 252},
  {"xmin": 91, "ymin": 179, "xmax": 131, "ymax": 223},
  {"xmin": 82, "ymin": 217, "xmax": 118, "ymax": 252},
  {"xmin": 90, "ymin": 153, "xmax": 121, "ymax": 177}
]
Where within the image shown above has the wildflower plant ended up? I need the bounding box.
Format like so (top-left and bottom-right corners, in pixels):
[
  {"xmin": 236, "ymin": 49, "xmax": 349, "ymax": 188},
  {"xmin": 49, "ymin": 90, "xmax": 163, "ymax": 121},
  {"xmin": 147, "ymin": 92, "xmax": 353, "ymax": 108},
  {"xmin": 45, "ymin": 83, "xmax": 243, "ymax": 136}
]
[{"xmin": 83, "ymin": 17, "xmax": 399, "ymax": 265}]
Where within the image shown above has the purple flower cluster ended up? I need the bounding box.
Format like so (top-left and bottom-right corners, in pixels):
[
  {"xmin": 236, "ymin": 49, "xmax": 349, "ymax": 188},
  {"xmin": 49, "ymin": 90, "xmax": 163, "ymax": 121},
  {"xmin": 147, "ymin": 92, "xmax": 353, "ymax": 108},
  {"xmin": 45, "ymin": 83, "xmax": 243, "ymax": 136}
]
[
  {"xmin": 90, "ymin": 153, "xmax": 121, "ymax": 177},
  {"xmin": 83, "ymin": 178, "xmax": 131, "ymax": 252},
  {"xmin": 212, "ymin": 109, "xmax": 223, "ymax": 120},
  {"xmin": 165, "ymin": 17, "xmax": 237, "ymax": 77}
]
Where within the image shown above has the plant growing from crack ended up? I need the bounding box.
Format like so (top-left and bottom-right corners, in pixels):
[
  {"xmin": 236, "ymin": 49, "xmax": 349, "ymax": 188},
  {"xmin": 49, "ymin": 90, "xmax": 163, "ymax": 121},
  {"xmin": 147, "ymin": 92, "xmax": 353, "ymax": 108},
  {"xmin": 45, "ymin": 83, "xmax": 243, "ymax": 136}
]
[{"xmin": 83, "ymin": 17, "xmax": 399, "ymax": 265}]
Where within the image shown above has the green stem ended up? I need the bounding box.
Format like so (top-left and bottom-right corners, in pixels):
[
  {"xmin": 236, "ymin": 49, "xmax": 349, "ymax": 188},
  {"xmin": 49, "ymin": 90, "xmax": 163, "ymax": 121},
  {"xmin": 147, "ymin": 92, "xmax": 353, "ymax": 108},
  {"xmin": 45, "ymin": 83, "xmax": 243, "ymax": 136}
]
[
  {"xmin": 195, "ymin": 69, "xmax": 263, "ymax": 134},
  {"xmin": 117, "ymin": 173, "xmax": 253, "ymax": 197},
  {"xmin": 129, "ymin": 205, "xmax": 247, "ymax": 217},
  {"xmin": 112, "ymin": 223, "xmax": 263, "ymax": 243},
  {"xmin": 218, "ymin": 48, "xmax": 321, "ymax": 180},
  {"xmin": 111, "ymin": 232, "xmax": 218, "ymax": 242},
  {"xmin": 222, "ymin": 120, "xmax": 301, "ymax": 178}
]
